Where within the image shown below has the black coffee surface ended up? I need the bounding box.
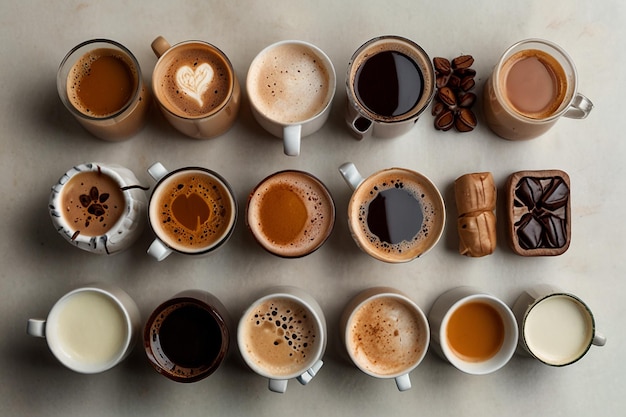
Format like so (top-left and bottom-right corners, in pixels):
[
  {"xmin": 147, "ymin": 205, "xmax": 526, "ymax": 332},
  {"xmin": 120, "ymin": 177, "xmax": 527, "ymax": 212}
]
[
  {"xmin": 158, "ymin": 304, "xmax": 221, "ymax": 369},
  {"xmin": 367, "ymin": 187, "xmax": 424, "ymax": 244},
  {"xmin": 355, "ymin": 51, "xmax": 423, "ymax": 117}
]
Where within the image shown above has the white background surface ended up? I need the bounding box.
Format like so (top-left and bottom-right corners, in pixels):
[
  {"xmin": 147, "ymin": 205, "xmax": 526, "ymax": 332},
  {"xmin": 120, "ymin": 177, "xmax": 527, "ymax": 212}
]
[{"xmin": 1, "ymin": 0, "xmax": 623, "ymax": 416}]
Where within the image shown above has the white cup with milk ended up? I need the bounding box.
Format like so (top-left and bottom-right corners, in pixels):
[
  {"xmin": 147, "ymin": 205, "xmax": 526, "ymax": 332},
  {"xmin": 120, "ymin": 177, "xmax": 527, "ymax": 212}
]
[
  {"xmin": 512, "ymin": 284, "xmax": 606, "ymax": 366},
  {"xmin": 26, "ymin": 283, "xmax": 140, "ymax": 373}
]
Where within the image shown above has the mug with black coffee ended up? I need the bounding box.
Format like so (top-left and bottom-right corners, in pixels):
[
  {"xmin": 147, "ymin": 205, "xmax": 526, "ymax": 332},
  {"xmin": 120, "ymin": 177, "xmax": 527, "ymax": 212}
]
[{"xmin": 345, "ymin": 35, "xmax": 435, "ymax": 139}]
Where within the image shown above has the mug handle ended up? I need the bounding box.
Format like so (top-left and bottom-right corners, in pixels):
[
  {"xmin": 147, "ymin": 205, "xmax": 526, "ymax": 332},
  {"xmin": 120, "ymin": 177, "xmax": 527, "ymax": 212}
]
[
  {"xmin": 394, "ymin": 373, "xmax": 412, "ymax": 392},
  {"xmin": 147, "ymin": 239, "xmax": 172, "ymax": 261},
  {"xmin": 563, "ymin": 93, "xmax": 593, "ymax": 119},
  {"xmin": 151, "ymin": 36, "xmax": 172, "ymax": 58},
  {"xmin": 148, "ymin": 162, "xmax": 169, "ymax": 182},
  {"xmin": 593, "ymin": 331, "xmax": 607, "ymax": 347},
  {"xmin": 268, "ymin": 379, "xmax": 288, "ymax": 394},
  {"xmin": 297, "ymin": 359, "xmax": 324, "ymax": 385},
  {"xmin": 27, "ymin": 319, "xmax": 46, "ymax": 338},
  {"xmin": 283, "ymin": 125, "xmax": 301, "ymax": 156},
  {"xmin": 339, "ymin": 162, "xmax": 364, "ymax": 190}
]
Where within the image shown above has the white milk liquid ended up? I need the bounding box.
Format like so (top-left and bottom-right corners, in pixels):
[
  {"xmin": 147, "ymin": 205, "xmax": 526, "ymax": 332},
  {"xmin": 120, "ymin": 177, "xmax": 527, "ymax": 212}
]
[
  {"xmin": 524, "ymin": 295, "xmax": 592, "ymax": 365},
  {"xmin": 54, "ymin": 291, "xmax": 127, "ymax": 365}
]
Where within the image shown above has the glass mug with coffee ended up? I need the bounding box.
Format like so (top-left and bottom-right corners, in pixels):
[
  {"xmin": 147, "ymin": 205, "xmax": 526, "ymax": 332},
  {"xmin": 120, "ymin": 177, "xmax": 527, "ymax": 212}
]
[
  {"xmin": 339, "ymin": 162, "xmax": 445, "ymax": 263},
  {"xmin": 246, "ymin": 40, "xmax": 336, "ymax": 156},
  {"xmin": 146, "ymin": 162, "xmax": 237, "ymax": 261},
  {"xmin": 151, "ymin": 36, "xmax": 241, "ymax": 139},
  {"xmin": 512, "ymin": 284, "xmax": 606, "ymax": 366},
  {"xmin": 345, "ymin": 35, "xmax": 436, "ymax": 139},
  {"xmin": 428, "ymin": 287, "xmax": 519, "ymax": 375},
  {"xmin": 27, "ymin": 283, "xmax": 141, "ymax": 374},
  {"xmin": 483, "ymin": 38, "xmax": 593, "ymax": 140},
  {"xmin": 340, "ymin": 287, "xmax": 430, "ymax": 391},
  {"xmin": 57, "ymin": 39, "xmax": 151, "ymax": 141},
  {"xmin": 144, "ymin": 290, "xmax": 231, "ymax": 382},
  {"xmin": 237, "ymin": 286, "xmax": 327, "ymax": 393},
  {"xmin": 246, "ymin": 170, "xmax": 335, "ymax": 258},
  {"xmin": 49, "ymin": 162, "xmax": 148, "ymax": 255}
]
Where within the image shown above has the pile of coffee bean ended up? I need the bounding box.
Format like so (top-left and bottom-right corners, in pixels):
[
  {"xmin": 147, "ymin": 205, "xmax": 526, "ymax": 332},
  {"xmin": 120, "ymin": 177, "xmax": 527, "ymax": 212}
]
[{"xmin": 431, "ymin": 55, "xmax": 478, "ymax": 132}]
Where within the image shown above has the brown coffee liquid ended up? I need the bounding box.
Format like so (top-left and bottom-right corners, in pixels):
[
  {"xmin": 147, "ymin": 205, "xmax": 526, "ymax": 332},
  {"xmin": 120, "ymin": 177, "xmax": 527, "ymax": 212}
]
[
  {"xmin": 355, "ymin": 50, "xmax": 423, "ymax": 117},
  {"xmin": 67, "ymin": 48, "xmax": 137, "ymax": 117},
  {"xmin": 61, "ymin": 170, "xmax": 125, "ymax": 237},
  {"xmin": 367, "ymin": 187, "xmax": 424, "ymax": 245},
  {"xmin": 258, "ymin": 185, "xmax": 307, "ymax": 245},
  {"xmin": 446, "ymin": 301, "xmax": 505, "ymax": 362}
]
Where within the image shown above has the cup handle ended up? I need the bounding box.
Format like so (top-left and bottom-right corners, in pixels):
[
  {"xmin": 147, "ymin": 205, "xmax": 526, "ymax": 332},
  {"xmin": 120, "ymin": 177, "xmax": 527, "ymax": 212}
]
[
  {"xmin": 27, "ymin": 319, "xmax": 46, "ymax": 338},
  {"xmin": 148, "ymin": 162, "xmax": 169, "ymax": 182},
  {"xmin": 394, "ymin": 373, "xmax": 412, "ymax": 391},
  {"xmin": 147, "ymin": 239, "xmax": 172, "ymax": 261},
  {"xmin": 283, "ymin": 125, "xmax": 301, "ymax": 156},
  {"xmin": 151, "ymin": 36, "xmax": 171, "ymax": 58},
  {"xmin": 297, "ymin": 359, "xmax": 324, "ymax": 385},
  {"xmin": 339, "ymin": 162, "xmax": 364, "ymax": 190},
  {"xmin": 563, "ymin": 93, "xmax": 593, "ymax": 119},
  {"xmin": 268, "ymin": 379, "xmax": 288, "ymax": 394},
  {"xmin": 593, "ymin": 331, "xmax": 607, "ymax": 347},
  {"xmin": 350, "ymin": 115, "xmax": 373, "ymax": 140}
]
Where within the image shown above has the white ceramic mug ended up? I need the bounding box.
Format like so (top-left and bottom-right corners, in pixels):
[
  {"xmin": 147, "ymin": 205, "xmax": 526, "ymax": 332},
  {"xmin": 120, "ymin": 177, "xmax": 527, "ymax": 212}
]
[
  {"xmin": 340, "ymin": 287, "xmax": 430, "ymax": 391},
  {"xmin": 49, "ymin": 162, "xmax": 148, "ymax": 255},
  {"xmin": 26, "ymin": 283, "xmax": 140, "ymax": 374},
  {"xmin": 237, "ymin": 286, "xmax": 327, "ymax": 393},
  {"xmin": 512, "ymin": 284, "xmax": 606, "ymax": 366},
  {"xmin": 428, "ymin": 287, "xmax": 518, "ymax": 375},
  {"xmin": 246, "ymin": 40, "xmax": 336, "ymax": 156}
]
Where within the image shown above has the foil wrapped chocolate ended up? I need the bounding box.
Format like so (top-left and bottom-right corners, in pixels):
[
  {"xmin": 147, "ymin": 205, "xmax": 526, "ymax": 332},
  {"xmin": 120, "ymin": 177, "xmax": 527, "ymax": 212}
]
[{"xmin": 506, "ymin": 170, "xmax": 570, "ymax": 256}]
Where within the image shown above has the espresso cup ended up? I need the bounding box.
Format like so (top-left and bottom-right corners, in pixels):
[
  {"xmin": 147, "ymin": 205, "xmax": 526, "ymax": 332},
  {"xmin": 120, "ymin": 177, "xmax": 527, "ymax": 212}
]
[
  {"xmin": 146, "ymin": 162, "xmax": 237, "ymax": 261},
  {"xmin": 340, "ymin": 287, "xmax": 430, "ymax": 391},
  {"xmin": 151, "ymin": 36, "xmax": 241, "ymax": 139},
  {"xmin": 49, "ymin": 162, "xmax": 148, "ymax": 255},
  {"xmin": 144, "ymin": 290, "xmax": 231, "ymax": 382},
  {"xmin": 246, "ymin": 170, "xmax": 335, "ymax": 258},
  {"xmin": 27, "ymin": 283, "xmax": 140, "ymax": 374},
  {"xmin": 246, "ymin": 40, "xmax": 336, "ymax": 156},
  {"xmin": 483, "ymin": 38, "xmax": 593, "ymax": 140},
  {"xmin": 57, "ymin": 39, "xmax": 151, "ymax": 141},
  {"xmin": 339, "ymin": 162, "xmax": 445, "ymax": 263},
  {"xmin": 428, "ymin": 287, "xmax": 518, "ymax": 375},
  {"xmin": 512, "ymin": 284, "xmax": 606, "ymax": 366},
  {"xmin": 237, "ymin": 286, "xmax": 327, "ymax": 393},
  {"xmin": 345, "ymin": 35, "xmax": 435, "ymax": 139}
]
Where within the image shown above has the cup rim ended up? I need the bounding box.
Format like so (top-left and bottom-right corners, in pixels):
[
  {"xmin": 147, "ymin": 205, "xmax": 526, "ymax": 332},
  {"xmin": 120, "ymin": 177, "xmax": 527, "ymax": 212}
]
[
  {"xmin": 152, "ymin": 40, "xmax": 236, "ymax": 120},
  {"xmin": 521, "ymin": 292, "xmax": 596, "ymax": 367},
  {"xmin": 57, "ymin": 38, "xmax": 143, "ymax": 122},
  {"xmin": 245, "ymin": 39, "xmax": 337, "ymax": 126},
  {"xmin": 148, "ymin": 166, "xmax": 238, "ymax": 256}
]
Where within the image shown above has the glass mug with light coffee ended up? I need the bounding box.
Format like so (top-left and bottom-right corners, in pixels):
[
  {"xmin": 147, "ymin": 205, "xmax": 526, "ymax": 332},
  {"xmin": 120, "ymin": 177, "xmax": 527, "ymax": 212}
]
[
  {"xmin": 247, "ymin": 40, "xmax": 336, "ymax": 156},
  {"xmin": 339, "ymin": 162, "xmax": 445, "ymax": 263},
  {"xmin": 151, "ymin": 36, "xmax": 241, "ymax": 139},
  {"xmin": 483, "ymin": 38, "xmax": 593, "ymax": 140},
  {"xmin": 27, "ymin": 283, "xmax": 141, "ymax": 374},
  {"xmin": 57, "ymin": 39, "xmax": 151, "ymax": 141},
  {"xmin": 246, "ymin": 170, "xmax": 335, "ymax": 258},
  {"xmin": 146, "ymin": 162, "xmax": 237, "ymax": 261},
  {"xmin": 512, "ymin": 284, "xmax": 606, "ymax": 366},
  {"xmin": 428, "ymin": 287, "xmax": 519, "ymax": 375},
  {"xmin": 340, "ymin": 287, "xmax": 430, "ymax": 391},
  {"xmin": 345, "ymin": 35, "xmax": 435, "ymax": 139},
  {"xmin": 237, "ymin": 286, "xmax": 326, "ymax": 393}
]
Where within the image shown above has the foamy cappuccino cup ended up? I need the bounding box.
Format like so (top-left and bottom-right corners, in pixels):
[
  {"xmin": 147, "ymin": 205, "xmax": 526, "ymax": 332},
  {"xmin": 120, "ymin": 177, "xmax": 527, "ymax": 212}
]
[
  {"xmin": 340, "ymin": 287, "xmax": 430, "ymax": 391},
  {"xmin": 237, "ymin": 286, "xmax": 327, "ymax": 393},
  {"xmin": 26, "ymin": 283, "xmax": 140, "ymax": 374},
  {"xmin": 246, "ymin": 40, "xmax": 336, "ymax": 156},
  {"xmin": 512, "ymin": 284, "xmax": 606, "ymax": 366}
]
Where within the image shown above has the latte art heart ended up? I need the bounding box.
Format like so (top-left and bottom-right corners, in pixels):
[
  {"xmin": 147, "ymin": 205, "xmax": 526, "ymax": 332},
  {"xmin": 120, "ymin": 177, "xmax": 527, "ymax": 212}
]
[{"xmin": 175, "ymin": 63, "xmax": 214, "ymax": 107}]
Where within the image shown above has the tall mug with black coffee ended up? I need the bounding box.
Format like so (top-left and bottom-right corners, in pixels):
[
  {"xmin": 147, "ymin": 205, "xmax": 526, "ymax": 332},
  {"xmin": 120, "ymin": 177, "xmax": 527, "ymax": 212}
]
[{"xmin": 483, "ymin": 38, "xmax": 593, "ymax": 140}]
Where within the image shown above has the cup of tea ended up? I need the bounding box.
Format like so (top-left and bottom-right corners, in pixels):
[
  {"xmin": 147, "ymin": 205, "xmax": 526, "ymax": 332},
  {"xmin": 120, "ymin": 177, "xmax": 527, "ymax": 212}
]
[
  {"xmin": 246, "ymin": 170, "xmax": 335, "ymax": 258},
  {"xmin": 345, "ymin": 35, "xmax": 435, "ymax": 139},
  {"xmin": 144, "ymin": 290, "xmax": 231, "ymax": 382},
  {"xmin": 340, "ymin": 287, "xmax": 430, "ymax": 391},
  {"xmin": 483, "ymin": 38, "xmax": 593, "ymax": 140},
  {"xmin": 246, "ymin": 40, "xmax": 336, "ymax": 156},
  {"xmin": 146, "ymin": 162, "xmax": 237, "ymax": 261},
  {"xmin": 150, "ymin": 36, "xmax": 241, "ymax": 139},
  {"xmin": 339, "ymin": 162, "xmax": 445, "ymax": 263},
  {"xmin": 48, "ymin": 162, "xmax": 148, "ymax": 255},
  {"xmin": 237, "ymin": 286, "xmax": 327, "ymax": 393},
  {"xmin": 512, "ymin": 284, "xmax": 606, "ymax": 366},
  {"xmin": 27, "ymin": 283, "xmax": 141, "ymax": 374},
  {"xmin": 57, "ymin": 39, "xmax": 151, "ymax": 141},
  {"xmin": 428, "ymin": 287, "xmax": 518, "ymax": 375}
]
